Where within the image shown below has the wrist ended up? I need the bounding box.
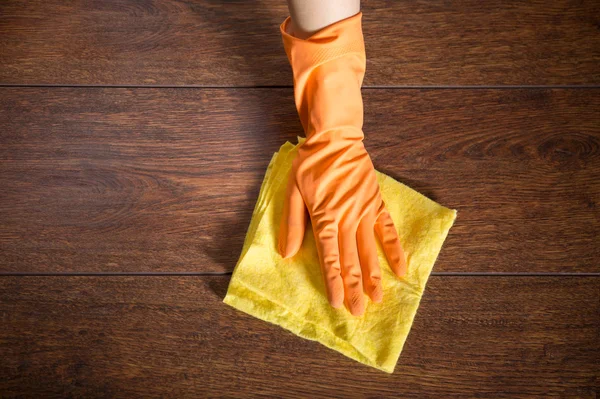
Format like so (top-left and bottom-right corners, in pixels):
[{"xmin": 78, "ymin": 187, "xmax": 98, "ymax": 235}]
[{"xmin": 304, "ymin": 127, "xmax": 364, "ymax": 147}]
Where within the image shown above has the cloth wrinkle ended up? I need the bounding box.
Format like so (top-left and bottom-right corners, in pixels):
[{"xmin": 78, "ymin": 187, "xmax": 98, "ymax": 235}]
[{"xmin": 231, "ymin": 277, "xmax": 376, "ymax": 364}]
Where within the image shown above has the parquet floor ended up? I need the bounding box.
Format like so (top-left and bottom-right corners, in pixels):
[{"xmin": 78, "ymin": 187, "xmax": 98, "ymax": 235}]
[{"xmin": 1, "ymin": 1, "xmax": 598, "ymax": 397}]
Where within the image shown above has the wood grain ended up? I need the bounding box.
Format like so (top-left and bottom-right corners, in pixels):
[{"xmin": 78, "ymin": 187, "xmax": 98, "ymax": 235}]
[
  {"xmin": 0, "ymin": 87, "xmax": 301, "ymax": 274},
  {"xmin": 0, "ymin": 276, "xmax": 597, "ymax": 398},
  {"xmin": 1, "ymin": 0, "xmax": 599, "ymax": 86},
  {"xmin": 1, "ymin": 88, "xmax": 598, "ymax": 273}
]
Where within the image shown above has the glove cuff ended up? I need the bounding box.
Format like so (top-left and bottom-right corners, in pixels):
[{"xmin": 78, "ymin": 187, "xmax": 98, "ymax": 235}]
[
  {"xmin": 280, "ymin": 12, "xmax": 366, "ymax": 78},
  {"xmin": 280, "ymin": 12, "xmax": 367, "ymax": 141}
]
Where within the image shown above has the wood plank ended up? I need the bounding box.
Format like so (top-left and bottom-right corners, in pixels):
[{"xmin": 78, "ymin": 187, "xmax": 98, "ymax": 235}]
[
  {"xmin": 366, "ymin": 88, "xmax": 600, "ymax": 274},
  {"xmin": 1, "ymin": 88, "xmax": 598, "ymax": 273},
  {"xmin": 0, "ymin": 276, "xmax": 597, "ymax": 397},
  {"xmin": 0, "ymin": 87, "xmax": 301, "ymax": 273},
  {"xmin": 1, "ymin": 0, "xmax": 598, "ymax": 86}
]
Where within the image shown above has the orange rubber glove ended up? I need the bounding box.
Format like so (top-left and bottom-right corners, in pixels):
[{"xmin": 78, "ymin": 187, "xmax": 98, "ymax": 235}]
[{"xmin": 278, "ymin": 12, "xmax": 407, "ymax": 316}]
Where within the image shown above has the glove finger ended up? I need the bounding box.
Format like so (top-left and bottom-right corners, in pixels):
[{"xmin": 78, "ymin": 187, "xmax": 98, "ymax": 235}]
[
  {"xmin": 340, "ymin": 227, "xmax": 365, "ymax": 316},
  {"xmin": 357, "ymin": 218, "xmax": 383, "ymax": 303},
  {"xmin": 314, "ymin": 224, "xmax": 344, "ymax": 309},
  {"xmin": 278, "ymin": 179, "xmax": 307, "ymax": 258},
  {"xmin": 374, "ymin": 208, "xmax": 407, "ymax": 277}
]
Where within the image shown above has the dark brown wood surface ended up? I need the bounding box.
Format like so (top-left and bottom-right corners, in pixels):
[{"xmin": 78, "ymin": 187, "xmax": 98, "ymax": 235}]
[
  {"xmin": 1, "ymin": 0, "xmax": 599, "ymax": 86},
  {"xmin": 2, "ymin": 1, "xmax": 599, "ymax": 397},
  {"xmin": 1, "ymin": 276, "xmax": 598, "ymax": 398},
  {"xmin": 1, "ymin": 88, "xmax": 598, "ymax": 273}
]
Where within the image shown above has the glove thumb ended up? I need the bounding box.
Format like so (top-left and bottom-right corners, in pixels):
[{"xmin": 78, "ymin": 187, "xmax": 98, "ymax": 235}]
[{"xmin": 278, "ymin": 178, "xmax": 307, "ymax": 258}]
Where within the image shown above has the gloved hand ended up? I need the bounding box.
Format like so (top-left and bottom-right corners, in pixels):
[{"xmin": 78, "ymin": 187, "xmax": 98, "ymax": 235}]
[{"xmin": 278, "ymin": 12, "xmax": 407, "ymax": 316}]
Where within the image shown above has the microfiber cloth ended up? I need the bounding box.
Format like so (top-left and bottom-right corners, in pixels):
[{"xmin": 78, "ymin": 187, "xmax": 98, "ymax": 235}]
[{"xmin": 224, "ymin": 139, "xmax": 457, "ymax": 373}]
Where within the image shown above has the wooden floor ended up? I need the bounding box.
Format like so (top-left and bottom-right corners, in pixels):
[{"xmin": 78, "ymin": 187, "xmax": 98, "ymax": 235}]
[{"xmin": 1, "ymin": 1, "xmax": 598, "ymax": 397}]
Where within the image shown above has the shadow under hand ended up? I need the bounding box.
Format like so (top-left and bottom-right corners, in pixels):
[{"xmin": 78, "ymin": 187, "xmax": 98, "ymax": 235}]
[
  {"xmin": 207, "ymin": 275, "xmax": 230, "ymax": 301},
  {"xmin": 190, "ymin": 2, "xmax": 303, "ymax": 283},
  {"xmin": 376, "ymin": 165, "xmax": 440, "ymax": 203}
]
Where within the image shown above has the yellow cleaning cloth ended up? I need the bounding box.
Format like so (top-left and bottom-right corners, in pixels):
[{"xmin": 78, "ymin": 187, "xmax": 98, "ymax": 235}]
[{"xmin": 224, "ymin": 140, "xmax": 457, "ymax": 373}]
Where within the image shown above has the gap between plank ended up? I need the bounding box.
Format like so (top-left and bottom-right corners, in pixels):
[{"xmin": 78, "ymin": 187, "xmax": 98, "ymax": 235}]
[
  {"xmin": 1, "ymin": 84, "xmax": 599, "ymax": 89},
  {"xmin": 0, "ymin": 272, "xmax": 598, "ymax": 277}
]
